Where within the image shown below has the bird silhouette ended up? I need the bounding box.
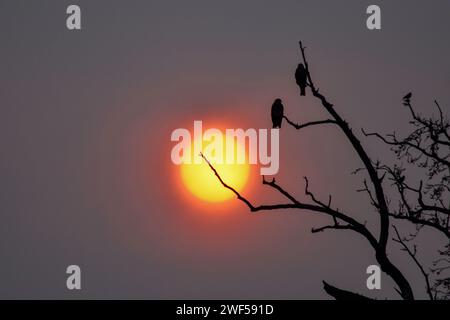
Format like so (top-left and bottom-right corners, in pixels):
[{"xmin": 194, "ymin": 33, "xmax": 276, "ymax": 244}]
[
  {"xmin": 403, "ymin": 92, "xmax": 412, "ymax": 105},
  {"xmin": 295, "ymin": 63, "xmax": 307, "ymax": 96},
  {"xmin": 271, "ymin": 98, "xmax": 284, "ymax": 128}
]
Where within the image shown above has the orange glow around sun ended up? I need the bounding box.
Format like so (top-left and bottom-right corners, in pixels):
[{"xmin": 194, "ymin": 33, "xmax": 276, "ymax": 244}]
[{"xmin": 179, "ymin": 134, "xmax": 250, "ymax": 203}]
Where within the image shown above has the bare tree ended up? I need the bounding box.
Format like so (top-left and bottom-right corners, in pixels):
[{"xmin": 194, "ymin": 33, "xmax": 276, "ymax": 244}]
[
  {"xmin": 201, "ymin": 41, "xmax": 449, "ymax": 299},
  {"xmin": 364, "ymin": 92, "xmax": 450, "ymax": 300}
]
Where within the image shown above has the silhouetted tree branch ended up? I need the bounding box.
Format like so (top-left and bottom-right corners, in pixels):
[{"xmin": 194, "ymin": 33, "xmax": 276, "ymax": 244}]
[
  {"xmin": 202, "ymin": 41, "xmax": 450, "ymax": 299},
  {"xmin": 283, "ymin": 115, "xmax": 337, "ymax": 130},
  {"xmin": 392, "ymin": 226, "xmax": 434, "ymax": 300},
  {"xmin": 363, "ymin": 94, "xmax": 450, "ymax": 300},
  {"xmin": 200, "ymin": 152, "xmax": 378, "ymax": 250},
  {"xmin": 298, "ymin": 41, "xmax": 414, "ymax": 299},
  {"xmin": 322, "ymin": 281, "xmax": 373, "ymax": 300},
  {"xmin": 432, "ymin": 243, "xmax": 450, "ymax": 299}
]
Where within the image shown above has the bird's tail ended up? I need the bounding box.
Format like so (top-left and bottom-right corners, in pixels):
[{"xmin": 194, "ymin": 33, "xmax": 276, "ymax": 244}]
[{"xmin": 300, "ymin": 87, "xmax": 306, "ymax": 96}]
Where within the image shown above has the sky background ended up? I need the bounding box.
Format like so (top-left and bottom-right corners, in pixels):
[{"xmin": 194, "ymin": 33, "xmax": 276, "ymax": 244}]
[{"xmin": 0, "ymin": 0, "xmax": 449, "ymax": 299}]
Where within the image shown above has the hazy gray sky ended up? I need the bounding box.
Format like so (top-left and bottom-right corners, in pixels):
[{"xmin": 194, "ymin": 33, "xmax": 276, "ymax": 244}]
[{"xmin": 0, "ymin": 0, "xmax": 449, "ymax": 299}]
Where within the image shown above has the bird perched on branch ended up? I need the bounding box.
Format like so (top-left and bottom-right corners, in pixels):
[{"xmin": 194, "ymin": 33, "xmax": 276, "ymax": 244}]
[
  {"xmin": 271, "ymin": 98, "xmax": 284, "ymax": 128},
  {"xmin": 295, "ymin": 63, "xmax": 307, "ymax": 96},
  {"xmin": 403, "ymin": 92, "xmax": 412, "ymax": 105}
]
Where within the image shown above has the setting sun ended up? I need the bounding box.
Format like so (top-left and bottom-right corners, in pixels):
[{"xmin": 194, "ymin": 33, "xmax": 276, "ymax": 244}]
[{"xmin": 179, "ymin": 136, "xmax": 250, "ymax": 203}]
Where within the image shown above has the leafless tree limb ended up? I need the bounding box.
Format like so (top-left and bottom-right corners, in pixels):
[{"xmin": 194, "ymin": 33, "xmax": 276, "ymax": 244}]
[
  {"xmin": 283, "ymin": 115, "xmax": 337, "ymax": 130},
  {"xmin": 200, "ymin": 41, "xmax": 450, "ymax": 299},
  {"xmin": 392, "ymin": 226, "xmax": 434, "ymax": 300},
  {"xmin": 364, "ymin": 92, "xmax": 450, "ymax": 299},
  {"xmin": 322, "ymin": 281, "xmax": 372, "ymax": 300},
  {"xmin": 298, "ymin": 41, "xmax": 414, "ymax": 300},
  {"xmin": 200, "ymin": 152, "xmax": 378, "ymax": 248}
]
